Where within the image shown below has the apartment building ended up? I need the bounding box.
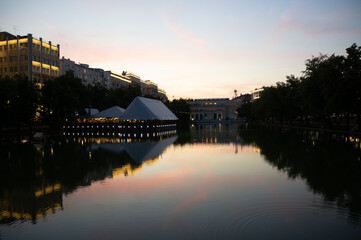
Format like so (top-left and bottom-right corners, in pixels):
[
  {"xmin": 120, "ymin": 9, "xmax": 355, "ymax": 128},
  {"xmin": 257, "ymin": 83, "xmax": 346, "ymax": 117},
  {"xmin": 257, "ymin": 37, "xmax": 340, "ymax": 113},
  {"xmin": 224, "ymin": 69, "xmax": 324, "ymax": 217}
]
[
  {"xmin": 60, "ymin": 57, "xmax": 105, "ymax": 86},
  {"xmin": 0, "ymin": 31, "xmax": 60, "ymax": 82}
]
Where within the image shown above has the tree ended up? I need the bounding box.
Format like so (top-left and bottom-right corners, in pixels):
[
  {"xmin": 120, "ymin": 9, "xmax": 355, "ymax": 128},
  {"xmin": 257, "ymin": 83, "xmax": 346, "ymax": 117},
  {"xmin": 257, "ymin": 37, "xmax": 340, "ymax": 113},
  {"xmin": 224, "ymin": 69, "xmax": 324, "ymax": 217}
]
[
  {"xmin": 0, "ymin": 75, "xmax": 16, "ymax": 128},
  {"xmin": 344, "ymin": 43, "xmax": 361, "ymax": 127},
  {"xmin": 167, "ymin": 99, "xmax": 190, "ymax": 122},
  {"xmin": 41, "ymin": 71, "xmax": 89, "ymax": 125},
  {"xmin": 0, "ymin": 74, "xmax": 39, "ymax": 130}
]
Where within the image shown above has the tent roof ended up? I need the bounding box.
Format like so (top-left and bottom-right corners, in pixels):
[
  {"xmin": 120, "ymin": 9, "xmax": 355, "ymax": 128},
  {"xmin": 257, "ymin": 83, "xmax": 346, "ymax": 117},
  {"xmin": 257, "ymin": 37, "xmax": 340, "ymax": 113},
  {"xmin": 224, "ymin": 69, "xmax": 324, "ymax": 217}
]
[
  {"xmin": 90, "ymin": 106, "xmax": 125, "ymax": 118},
  {"xmin": 123, "ymin": 136, "xmax": 178, "ymax": 163},
  {"xmin": 89, "ymin": 136, "xmax": 178, "ymax": 164},
  {"xmin": 119, "ymin": 97, "xmax": 178, "ymax": 120}
]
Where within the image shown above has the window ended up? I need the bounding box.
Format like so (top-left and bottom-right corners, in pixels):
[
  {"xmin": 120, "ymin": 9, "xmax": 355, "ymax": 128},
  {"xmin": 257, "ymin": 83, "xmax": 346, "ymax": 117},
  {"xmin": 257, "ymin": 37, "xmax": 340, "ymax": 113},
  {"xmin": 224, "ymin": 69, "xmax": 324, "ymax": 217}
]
[
  {"xmin": 0, "ymin": 57, "xmax": 2, "ymax": 63},
  {"xmin": 0, "ymin": 46, "xmax": 2, "ymax": 51}
]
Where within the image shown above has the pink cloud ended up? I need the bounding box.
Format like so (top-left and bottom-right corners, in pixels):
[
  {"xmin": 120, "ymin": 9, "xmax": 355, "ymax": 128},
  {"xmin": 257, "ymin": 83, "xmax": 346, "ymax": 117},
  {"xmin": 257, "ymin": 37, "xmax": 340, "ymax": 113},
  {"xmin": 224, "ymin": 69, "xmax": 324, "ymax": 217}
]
[
  {"xmin": 161, "ymin": 13, "xmax": 207, "ymax": 47},
  {"xmin": 270, "ymin": 7, "xmax": 361, "ymax": 47},
  {"xmin": 171, "ymin": 191, "xmax": 209, "ymax": 216}
]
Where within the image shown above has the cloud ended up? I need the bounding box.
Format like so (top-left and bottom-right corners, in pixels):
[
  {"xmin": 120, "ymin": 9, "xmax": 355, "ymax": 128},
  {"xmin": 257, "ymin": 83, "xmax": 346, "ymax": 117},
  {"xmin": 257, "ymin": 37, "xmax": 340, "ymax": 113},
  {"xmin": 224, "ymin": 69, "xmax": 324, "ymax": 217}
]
[
  {"xmin": 270, "ymin": 4, "xmax": 361, "ymax": 47},
  {"xmin": 161, "ymin": 13, "xmax": 207, "ymax": 47}
]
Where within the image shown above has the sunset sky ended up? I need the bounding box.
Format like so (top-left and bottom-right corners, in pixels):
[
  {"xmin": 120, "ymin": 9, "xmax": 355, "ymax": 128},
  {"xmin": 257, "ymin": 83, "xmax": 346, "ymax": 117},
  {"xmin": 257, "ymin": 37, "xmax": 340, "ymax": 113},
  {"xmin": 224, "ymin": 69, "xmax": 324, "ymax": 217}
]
[{"xmin": 1, "ymin": 0, "xmax": 360, "ymax": 99}]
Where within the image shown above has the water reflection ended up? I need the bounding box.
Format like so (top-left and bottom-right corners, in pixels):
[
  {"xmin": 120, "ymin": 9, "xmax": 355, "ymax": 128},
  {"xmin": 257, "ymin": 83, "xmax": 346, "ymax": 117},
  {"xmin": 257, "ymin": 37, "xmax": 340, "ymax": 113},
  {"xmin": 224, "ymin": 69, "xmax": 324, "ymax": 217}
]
[
  {"xmin": 238, "ymin": 127, "xmax": 361, "ymax": 225},
  {"xmin": 1, "ymin": 125, "xmax": 361, "ymax": 239},
  {"xmin": 0, "ymin": 133, "xmax": 177, "ymax": 225}
]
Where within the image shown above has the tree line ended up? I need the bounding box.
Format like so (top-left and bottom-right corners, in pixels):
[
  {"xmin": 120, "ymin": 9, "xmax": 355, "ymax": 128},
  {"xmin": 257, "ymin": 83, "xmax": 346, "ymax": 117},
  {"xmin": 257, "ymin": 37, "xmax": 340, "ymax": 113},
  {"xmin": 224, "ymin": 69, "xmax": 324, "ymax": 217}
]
[
  {"xmin": 237, "ymin": 44, "xmax": 361, "ymax": 130},
  {"xmin": 0, "ymin": 71, "xmax": 190, "ymax": 130}
]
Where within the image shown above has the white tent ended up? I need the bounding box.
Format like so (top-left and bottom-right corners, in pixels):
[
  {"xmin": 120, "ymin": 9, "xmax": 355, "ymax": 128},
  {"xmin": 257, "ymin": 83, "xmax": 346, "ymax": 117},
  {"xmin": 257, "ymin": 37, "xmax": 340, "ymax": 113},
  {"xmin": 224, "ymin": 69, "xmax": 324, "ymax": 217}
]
[
  {"xmin": 90, "ymin": 106, "xmax": 125, "ymax": 118},
  {"xmin": 89, "ymin": 136, "xmax": 178, "ymax": 164},
  {"xmin": 119, "ymin": 97, "xmax": 178, "ymax": 121}
]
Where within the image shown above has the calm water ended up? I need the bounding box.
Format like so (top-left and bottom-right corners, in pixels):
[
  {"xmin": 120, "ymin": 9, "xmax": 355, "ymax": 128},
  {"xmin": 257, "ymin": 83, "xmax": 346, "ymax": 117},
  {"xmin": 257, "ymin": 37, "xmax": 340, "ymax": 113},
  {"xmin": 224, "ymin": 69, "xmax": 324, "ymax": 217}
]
[{"xmin": 1, "ymin": 125, "xmax": 361, "ymax": 239}]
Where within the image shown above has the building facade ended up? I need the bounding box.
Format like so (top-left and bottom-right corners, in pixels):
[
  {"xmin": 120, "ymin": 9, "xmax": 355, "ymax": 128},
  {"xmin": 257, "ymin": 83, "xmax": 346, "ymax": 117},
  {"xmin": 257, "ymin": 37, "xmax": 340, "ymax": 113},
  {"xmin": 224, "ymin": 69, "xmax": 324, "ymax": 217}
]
[
  {"xmin": 250, "ymin": 87, "xmax": 264, "ymax": 101},
  {"xmin": 104, "ymin": 71, "xmax": 131, "ymax": 89},
  {"xmin": 188, "ymin": 98, "xmax": 241, "ymax": 122},
  {"xmin": 0, "ymin": 32, "xmax": 60, "ymax": 82},
  {"xmin": 60, "ymin": 57, "xmax": 105, "ymax": 86}
]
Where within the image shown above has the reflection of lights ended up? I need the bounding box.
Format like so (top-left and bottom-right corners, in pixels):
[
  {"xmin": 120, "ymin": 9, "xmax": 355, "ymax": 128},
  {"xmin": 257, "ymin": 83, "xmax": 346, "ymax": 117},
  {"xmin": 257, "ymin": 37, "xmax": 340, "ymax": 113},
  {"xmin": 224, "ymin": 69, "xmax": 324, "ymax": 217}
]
[
  {"xmin": 35, "ymin": 183, "xmax": 61, "ymax": 198},
  {"xmin": 252, "ymin": 144, "xmax": 261, "ymax": 153},
  {"xmin": 89, "ymin": 152, "xmax": 92, "ymax": 159}
]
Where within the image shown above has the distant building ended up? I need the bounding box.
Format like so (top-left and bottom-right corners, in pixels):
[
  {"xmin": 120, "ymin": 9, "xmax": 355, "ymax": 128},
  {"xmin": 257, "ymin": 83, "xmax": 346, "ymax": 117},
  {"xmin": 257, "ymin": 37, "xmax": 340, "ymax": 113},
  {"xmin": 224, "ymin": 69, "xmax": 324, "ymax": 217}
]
[
  {"xmin": 59, "ymin": 61, "xmax": 167, "ymax": 99},
  {"xmin": 0, "ymin": 31, "xmax": 60, "ymax": 82},
  {"xmin": 124, "ymin": 71, "xmax": 168, "ymax": 101},
  {"xmin": 60, "ymin": 57, "xmax": 104, "ymax": 86},
  {"xmin": 104, "ymin": 71, "xmax": 131, "ymax": 89},
  {"xmin": 125, "ymin": 72, "xmax": 142, "ymax": 85},
  {"xmin": 157, "ymin": 88, "xmax": 167, "ymax": 101},
  {"xmin": 188, "ymin": 98, "xmax": 241, "ymax": 122},
  {"xmin": 250, "ymin": 87, "xmax": 265, "ymax": 101}
]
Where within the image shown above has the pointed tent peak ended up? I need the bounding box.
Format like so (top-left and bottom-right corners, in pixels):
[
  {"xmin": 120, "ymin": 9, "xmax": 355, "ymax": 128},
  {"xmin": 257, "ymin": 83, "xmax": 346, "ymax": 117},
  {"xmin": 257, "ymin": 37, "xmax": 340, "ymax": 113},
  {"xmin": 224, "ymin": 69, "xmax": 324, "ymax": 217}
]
[
  {"xmin": 90, "ymin": 105, "xmax": 125, "ymax": 118},
  {"xmin": 120, "ymin": 97, "xmax": 178, "ymax": 121}
]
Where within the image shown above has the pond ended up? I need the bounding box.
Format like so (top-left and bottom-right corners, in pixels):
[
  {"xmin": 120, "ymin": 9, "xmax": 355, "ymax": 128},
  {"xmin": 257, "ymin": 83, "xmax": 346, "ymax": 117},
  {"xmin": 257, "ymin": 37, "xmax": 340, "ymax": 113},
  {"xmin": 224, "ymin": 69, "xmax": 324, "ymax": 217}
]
[{"xmin": 0, "ymin": 124, "xmax": 361, "ymax": 239}]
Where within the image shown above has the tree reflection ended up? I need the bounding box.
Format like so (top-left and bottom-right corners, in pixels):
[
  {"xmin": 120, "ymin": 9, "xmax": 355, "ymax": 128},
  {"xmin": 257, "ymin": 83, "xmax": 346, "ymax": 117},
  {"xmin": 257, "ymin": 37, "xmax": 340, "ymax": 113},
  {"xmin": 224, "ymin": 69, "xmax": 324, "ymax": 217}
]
[
  {"xmin": 0, "ymin": 134, "xmax": 176, "ymax": 225},
  {"xmin": 238, "ymin": 127, "xmax": 361, "ymax": 225}
]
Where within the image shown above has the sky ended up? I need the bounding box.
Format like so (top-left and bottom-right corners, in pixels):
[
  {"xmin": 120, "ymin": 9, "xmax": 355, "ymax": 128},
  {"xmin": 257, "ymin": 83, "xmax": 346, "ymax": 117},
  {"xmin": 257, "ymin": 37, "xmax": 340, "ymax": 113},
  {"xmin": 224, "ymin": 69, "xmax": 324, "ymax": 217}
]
[{"xmin": 1, "ymin": 0, "xmax": 360, "ymax": 99}]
